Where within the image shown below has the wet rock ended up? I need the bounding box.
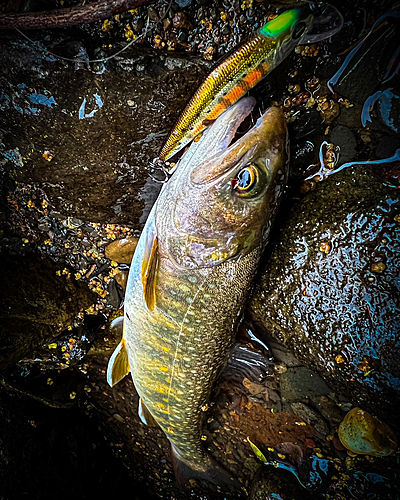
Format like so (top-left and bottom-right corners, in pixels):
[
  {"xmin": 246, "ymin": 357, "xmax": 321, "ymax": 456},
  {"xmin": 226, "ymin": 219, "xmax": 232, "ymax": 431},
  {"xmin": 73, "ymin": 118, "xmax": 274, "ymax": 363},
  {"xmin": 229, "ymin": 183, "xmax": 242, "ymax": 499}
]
[
  {"xmin": 247, "ymin": 382, "xmax": 267, "ymax": 396},
  {"xmin": 338, "ymin": 407, "xmax": 398, "ymax": 456},
  {"xmin": 329, "ymin": 125, "xmax": 357, "ymax": 164},
  {"xmin": 279, "ymin": 367, "xmax": 331, "ymax": 402},
  {"xmin": 338, "ymin": 463, "xmax": 400, "ymax": 499},
  {"xmin": 172, "ymin": 12, "xmax": 193, "ymax": 30},
  {"xmin": 337, "ymin": 103, "xmax": 363, "ymax": 129},
  {"xmin": 319, "ymin": 101, "xmax": 340, "ymax": 125},
  {"xmin": 0, "ymin": 385, "xmax": 137, "ymax": 499},
  {"xmin": 1, "ymin": 363, "xmax": 84, "ymax": 408},
  {"xmin": 29, "ymin": 314, "xmax": 105, "ymax": 369},
  {"xmin": 105, "ymin": 236, "xmax": 138, "ymax": 264},
  {"xmin": 289, "ymin": 108, "xmax": 322, "ymax": 140},
  {"xmin": 0, "ymin": 252, "xmax": 95, "ymax": 370},
  {"xmin": 310, "ymin": 395, "xmax": 345, "ymax": 426},
  {"xmin": 290, "ymin": 402, "xmax": 329, "ymax": 437},
  {"xmin": 329, "ymin": 9, "xmax": 400, "ymax": 104},
  {"xmin": 0, "ymin": 34, "xmax": 209, "ymax": 228},
  {"xmin": 332, "ymin": 436, "xmax": 346, "ymax": 451},
  {"xmin": 250, "ymin": 163, "xmax": 400, "ymax": 426},
  {"xmin": 107, "ymin": 278, "xmax": 122, "ymax": 308},
  {"xmin": 298, "ymin": 454, "xmax": 334, "ymax": 493},
  {"xmin": 265, "ymin": 389, "xmax": 282, "ymax": 413},
  {"xmin": 267, "ymin": 340, "xmax": 301, "ymax": 368},
  {"xmin": 375, "ymin": 135, "xmax": 400, "ymax": 159},
  {"xmin": 175, "ymin": 0, "xmax": 192, "ymax": 7},
  {"xmin": 361, "ymin": 88, "xmax": 400, "ymax": 135},
  {"xmin": 327, "ymin": 9, "xmax": 368, "ymax": 56}
]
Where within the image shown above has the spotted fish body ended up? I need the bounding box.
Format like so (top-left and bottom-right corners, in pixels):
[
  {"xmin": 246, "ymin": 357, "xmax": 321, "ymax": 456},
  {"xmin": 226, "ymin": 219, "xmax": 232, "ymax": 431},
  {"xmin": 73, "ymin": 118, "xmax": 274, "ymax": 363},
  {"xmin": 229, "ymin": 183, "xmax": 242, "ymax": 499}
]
[
  {"xmin": 129, "ymin": 229, "xmax": 262, "ymax": 469},
  {"xmin": 159, "ymin": 7, "xmax": 313, "ymax": 161},
  {"xmin": 108, "ymin": 97, "xmax": 289, "ymax": 491}
]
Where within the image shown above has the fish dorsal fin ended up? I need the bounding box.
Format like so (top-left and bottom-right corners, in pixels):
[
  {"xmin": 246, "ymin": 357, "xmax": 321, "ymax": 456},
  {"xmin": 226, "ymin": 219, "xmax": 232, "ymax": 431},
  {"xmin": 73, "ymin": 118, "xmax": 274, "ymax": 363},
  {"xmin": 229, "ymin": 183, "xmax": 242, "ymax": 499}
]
[
  {"xmin": 141, "ymin": 229, "xmax": 159, "ymax": 312},
  {"xmin": 107, "ymin": 338, "xmax": 130, "ymax": 387},
  {"xmin": 138, "ymin": 398, "xmax": 159, "ymax": 427}
]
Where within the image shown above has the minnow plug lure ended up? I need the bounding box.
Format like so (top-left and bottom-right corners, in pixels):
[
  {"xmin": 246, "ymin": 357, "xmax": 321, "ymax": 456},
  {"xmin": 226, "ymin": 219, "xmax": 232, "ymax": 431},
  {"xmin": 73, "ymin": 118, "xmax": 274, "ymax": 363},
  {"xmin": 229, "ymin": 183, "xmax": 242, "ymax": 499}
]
[{"xmin": 159, "ymin": 3, "xmax": 343, "ymax": 161}]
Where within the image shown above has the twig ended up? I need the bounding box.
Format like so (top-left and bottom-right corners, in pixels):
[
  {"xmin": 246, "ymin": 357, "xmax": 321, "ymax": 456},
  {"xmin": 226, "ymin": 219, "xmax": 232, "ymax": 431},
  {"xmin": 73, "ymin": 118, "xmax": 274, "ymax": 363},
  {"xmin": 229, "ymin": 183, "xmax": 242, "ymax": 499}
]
[{"xmin": 0, "ymin": 0, "xmax": 155, "ymax": 30}]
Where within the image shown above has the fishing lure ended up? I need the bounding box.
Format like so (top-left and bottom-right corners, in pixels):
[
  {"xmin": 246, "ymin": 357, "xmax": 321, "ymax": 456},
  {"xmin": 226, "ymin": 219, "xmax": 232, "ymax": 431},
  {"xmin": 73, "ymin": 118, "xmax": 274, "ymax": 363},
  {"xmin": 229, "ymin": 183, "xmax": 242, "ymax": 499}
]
[{"xmin": 159, "ymin": 3, "xmax": 343, "ymax": 161}]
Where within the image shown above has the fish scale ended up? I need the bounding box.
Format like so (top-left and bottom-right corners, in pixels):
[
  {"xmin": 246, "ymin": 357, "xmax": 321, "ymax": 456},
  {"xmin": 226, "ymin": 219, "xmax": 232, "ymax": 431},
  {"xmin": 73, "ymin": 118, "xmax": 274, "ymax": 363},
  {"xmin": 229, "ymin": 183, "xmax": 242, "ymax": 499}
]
[{"xmin": 128, "ymin": 248, "xmax": 262, "ymax": 462}]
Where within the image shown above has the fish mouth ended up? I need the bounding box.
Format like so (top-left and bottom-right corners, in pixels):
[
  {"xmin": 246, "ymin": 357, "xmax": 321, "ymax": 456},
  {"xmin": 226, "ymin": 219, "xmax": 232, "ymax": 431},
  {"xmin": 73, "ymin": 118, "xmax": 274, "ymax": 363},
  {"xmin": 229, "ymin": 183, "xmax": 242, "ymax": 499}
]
[
  {"xmin": 190, "ymin": 100, "xmax": 284, "ymax": 186},
  {"xmin": 212, "ymin": 96, "xmax": 259, "ymax": 153},
  {"xmin": 228, "ymin": 104, "xmax": 264, "ymax": 148},
  {"xmin": 173, "ymin": 96, "xmax": 257, "ymax": 175}
]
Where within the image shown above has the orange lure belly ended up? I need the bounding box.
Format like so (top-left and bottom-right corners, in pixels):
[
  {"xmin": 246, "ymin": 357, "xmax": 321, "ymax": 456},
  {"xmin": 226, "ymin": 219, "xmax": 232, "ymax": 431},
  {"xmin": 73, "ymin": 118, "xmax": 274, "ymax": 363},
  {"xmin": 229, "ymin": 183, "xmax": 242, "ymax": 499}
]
[{"xmin": 159, "ymin": 36, "xmax": 273, "ymax": 161}]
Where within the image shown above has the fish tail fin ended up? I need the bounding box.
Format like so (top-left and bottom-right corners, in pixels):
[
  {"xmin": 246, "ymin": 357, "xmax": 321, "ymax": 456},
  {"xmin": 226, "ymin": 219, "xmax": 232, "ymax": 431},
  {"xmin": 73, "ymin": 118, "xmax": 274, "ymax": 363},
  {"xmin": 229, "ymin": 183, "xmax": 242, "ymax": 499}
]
[{"xmin": 171, "ymin": 445, "xmax": 242, "ymax": 495}]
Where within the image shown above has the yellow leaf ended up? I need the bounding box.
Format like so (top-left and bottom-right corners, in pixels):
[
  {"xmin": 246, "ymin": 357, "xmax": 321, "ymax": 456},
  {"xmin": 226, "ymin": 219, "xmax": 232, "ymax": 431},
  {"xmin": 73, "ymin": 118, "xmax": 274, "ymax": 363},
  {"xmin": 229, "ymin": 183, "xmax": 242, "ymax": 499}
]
[{"xmin": 247, "ymin": 437, "xmax": 267, "ymax": 462}]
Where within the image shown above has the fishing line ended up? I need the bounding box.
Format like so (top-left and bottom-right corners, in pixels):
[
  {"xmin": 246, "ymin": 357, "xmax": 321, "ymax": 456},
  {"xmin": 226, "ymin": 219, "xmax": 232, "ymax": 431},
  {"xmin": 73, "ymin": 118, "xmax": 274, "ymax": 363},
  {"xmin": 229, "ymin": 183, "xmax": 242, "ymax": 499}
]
[
  {"xmin": 12, "ymin": 0, "xmax": 174, "ymax": 65},
  {"xmin": 12, "ymin": 23, "xmax": 148, "ymax": 63}
]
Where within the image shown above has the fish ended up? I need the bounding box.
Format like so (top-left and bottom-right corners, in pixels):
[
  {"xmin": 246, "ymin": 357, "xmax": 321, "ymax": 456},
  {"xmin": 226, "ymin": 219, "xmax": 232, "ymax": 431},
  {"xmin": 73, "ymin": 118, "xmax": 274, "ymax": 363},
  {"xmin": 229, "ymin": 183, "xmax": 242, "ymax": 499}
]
[
  {"xmin": 159, "ymin": 4, "xmax": 343, "ymax": 162},
  {"xmin": 107, "ymin": 96, "xmax": 289, "ymax": 492}
]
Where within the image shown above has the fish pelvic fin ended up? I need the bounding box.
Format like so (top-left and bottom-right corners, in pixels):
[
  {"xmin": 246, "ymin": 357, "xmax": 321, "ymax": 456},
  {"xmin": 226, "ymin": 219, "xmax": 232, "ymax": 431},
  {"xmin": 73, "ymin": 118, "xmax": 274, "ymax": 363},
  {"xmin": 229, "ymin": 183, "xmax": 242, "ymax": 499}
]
[
  {"xmin": 106, "ymin": 338, "xmax": 130, "ymax": 387},
  {"xmin": 171, "ymin": 445, "xmax": 243, "ymax": 495},
  {"xmin": 138, "ymin": 398, "xmax": 159, "ymax": 427},
  {"xmin": 141, "ymin": 229, "xmax": 159, "ymax": 312}
]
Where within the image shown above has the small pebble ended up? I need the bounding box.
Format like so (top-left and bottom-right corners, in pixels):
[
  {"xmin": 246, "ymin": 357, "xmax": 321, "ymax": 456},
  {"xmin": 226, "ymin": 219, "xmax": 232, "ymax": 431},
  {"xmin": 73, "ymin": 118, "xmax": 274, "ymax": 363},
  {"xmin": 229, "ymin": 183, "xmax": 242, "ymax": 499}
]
[{"xmin": 339, "ymin": 407, "xmax": 397, "ymax": 456}]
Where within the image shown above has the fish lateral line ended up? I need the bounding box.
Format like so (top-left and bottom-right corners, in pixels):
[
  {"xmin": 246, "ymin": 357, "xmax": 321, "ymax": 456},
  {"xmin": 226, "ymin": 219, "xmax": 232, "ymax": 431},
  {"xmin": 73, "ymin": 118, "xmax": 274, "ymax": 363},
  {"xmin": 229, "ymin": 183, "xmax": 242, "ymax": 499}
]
[{"xmin": 167, "ymin": 273, "xmax": 210, "ymax": 419}]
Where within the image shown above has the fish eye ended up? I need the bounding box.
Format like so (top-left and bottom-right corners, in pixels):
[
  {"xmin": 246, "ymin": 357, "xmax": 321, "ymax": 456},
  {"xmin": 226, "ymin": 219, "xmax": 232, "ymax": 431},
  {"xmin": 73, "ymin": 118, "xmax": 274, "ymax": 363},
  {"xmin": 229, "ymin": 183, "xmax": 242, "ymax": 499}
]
[
  {"xmin": 232, "ymin": 164, "xmax": 259, "ymax": 196},
  {"xmin": 292, "ymin": 22, "xmax": 307, "ymax": 40}
]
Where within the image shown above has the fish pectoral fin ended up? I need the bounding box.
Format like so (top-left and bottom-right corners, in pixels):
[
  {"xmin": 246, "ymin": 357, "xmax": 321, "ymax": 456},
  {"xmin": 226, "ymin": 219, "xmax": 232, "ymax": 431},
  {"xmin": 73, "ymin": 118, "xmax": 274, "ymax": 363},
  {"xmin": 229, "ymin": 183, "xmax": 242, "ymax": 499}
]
[
  {"xmin": 223, "ymin": 343, "xmax": 274, "ymax": 384},
  {"xmin": 138, "ymin": 398, "xmax": 159, "ymax": 427},
  {"xmin": 141, "ymin": 229, "xmax": 159, "ymax": 312},
  {"xmin": 106, "ymin": 338, "xmax": 130, "ymax": 387}
]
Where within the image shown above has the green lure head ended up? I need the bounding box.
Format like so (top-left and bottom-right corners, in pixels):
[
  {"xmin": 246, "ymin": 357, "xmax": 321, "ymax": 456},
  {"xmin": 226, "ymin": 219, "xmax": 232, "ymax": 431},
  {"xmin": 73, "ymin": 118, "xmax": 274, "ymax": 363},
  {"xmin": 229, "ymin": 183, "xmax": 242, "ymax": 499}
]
[
  {"xmin": 259, "ymin": 6, "xmax": 313, "ymax": 42},
  {"xmin": 259, "ymin": 4, "xmax": 344, "ymax": 44}
]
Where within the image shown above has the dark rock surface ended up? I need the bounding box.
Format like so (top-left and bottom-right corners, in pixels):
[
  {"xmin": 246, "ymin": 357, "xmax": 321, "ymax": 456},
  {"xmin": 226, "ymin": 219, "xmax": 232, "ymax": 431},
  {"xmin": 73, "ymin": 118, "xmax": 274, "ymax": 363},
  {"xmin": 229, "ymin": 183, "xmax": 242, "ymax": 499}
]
[
  {"xmin": 250, "ymin": 163, "xmax": 400, "ymax": 426},
  {"xmin": 0, "ymin": 252, "xmax": 95, "ymax": 369},
  {"xmin": 0, "ymin": 35, "xmax": 209, "ymax": 227},
  {"xmin": 249, "ymin": 467, "xmax": 309, "ymax": 500},
  {"xmin": 329, "ymin": 124, "xmax": 357, "ymax": 164},
  {"xmin": 0, "ymin": 384, "xmax": 146, "ymax": 500},
  {"xmin": 279, "ymin": 367, "xmax": 332, "ymax": 402},
  {"xmin": 329, "ymin": 9, "xmax": 400, "ymax": 104}
]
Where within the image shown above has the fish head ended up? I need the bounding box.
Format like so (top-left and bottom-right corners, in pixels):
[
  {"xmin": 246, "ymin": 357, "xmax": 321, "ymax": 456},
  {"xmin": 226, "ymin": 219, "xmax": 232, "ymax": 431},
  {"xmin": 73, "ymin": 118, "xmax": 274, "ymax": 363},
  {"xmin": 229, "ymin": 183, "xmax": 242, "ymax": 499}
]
[{"xmin": 155, "ymin": 97, "xmax": 289, "ymax": 269}]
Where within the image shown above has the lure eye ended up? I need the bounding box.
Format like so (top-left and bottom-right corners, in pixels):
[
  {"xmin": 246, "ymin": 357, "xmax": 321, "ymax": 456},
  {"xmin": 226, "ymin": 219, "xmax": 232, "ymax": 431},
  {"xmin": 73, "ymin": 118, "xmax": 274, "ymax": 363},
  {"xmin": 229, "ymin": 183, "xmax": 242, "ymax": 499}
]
[
  {"xmin": 292, "ymin": 22, "xmax": 307, "ymax": 40},
  {"xmin": 232, "ymin": 164, "xmax": 259, "ymax": 195}
]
